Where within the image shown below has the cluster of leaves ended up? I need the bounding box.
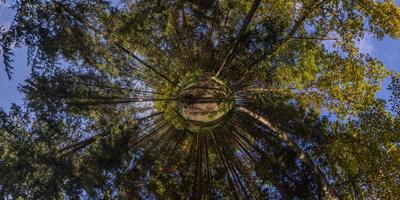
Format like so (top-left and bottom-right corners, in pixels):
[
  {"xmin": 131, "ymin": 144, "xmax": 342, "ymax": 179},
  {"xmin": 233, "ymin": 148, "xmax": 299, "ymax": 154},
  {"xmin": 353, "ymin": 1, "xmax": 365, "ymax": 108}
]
[
  {"xmin": 322, "ymin": 101, "xmax": 400, "ymax": 199},
  {"xmin": 0, "ymin": 104, "xmax": 138, "ymax": 199}
]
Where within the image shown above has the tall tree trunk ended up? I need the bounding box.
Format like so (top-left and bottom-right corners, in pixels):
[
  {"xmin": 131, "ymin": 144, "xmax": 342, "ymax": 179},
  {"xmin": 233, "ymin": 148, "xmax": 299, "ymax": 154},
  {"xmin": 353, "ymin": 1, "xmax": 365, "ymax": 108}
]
[
  {"xmin": 216, "ymin": 0, "xmax": 261, "ymax": 77},
  {"xmin": 236, "ymin": 106, "xmax": 339, "ymax": 200}
]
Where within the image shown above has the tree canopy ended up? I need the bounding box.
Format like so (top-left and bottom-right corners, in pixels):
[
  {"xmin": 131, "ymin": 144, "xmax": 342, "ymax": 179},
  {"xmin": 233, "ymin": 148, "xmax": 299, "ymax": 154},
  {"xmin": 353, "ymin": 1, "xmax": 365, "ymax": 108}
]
[{"xmin": 1, "ymin": 0, "xmax": 399, "ymax": 199}]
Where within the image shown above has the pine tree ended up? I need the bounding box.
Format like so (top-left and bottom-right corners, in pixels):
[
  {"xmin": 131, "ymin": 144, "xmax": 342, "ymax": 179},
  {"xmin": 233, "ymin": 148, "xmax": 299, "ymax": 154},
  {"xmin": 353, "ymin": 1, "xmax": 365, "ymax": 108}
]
[{"xmin": 1, "ymin": 0, "xmax": 400, "ymax": 199}]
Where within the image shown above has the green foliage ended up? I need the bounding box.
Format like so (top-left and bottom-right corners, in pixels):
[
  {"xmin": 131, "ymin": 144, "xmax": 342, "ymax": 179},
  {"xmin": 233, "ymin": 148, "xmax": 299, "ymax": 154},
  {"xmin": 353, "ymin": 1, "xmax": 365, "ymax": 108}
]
[
  {"xmin": 272, "ymin": 41, "xmax": 388, "ymax": 116},
  {"xmin": 0, "ymin": 104, "xmax": 139, "ymax": 199},
  {"xmin": 0, "ymin": 0, "xmax": 399, "ymax": 199},
  {"xmin": 389, "ymin": 73, "xmax": 400, "ymax": 115},
  {"xmin": 322, "ymin": 101, "xmax": 400, "ymax": 199},
  {"xmin": 0, "ymin": 25, "xmax": 14, "ymax": 79}
]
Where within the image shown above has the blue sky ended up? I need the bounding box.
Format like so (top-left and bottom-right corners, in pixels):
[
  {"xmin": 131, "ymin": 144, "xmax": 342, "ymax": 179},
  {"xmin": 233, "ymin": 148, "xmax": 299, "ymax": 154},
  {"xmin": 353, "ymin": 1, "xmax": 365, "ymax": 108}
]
[
  {"xmin": 0, "ymin": 2, "xmax": 30, "ymax": 109},
  {"xmin": 0, "ymin": 1, "xmax": 399, "ymax": 111}
]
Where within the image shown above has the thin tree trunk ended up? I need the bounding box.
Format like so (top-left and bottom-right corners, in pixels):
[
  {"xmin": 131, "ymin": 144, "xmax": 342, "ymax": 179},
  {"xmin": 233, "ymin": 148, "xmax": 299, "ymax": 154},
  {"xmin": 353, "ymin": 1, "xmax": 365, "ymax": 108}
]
[
  {"xmin": 236, "ymin": 106, "xmax": 339, "ymax": 200},
  {"xmin": 114, "ymin": 43, "xmax": 178, "ymax": 86},
  {"xmin": 216, "ymin": 0, "xmax": 261, "ymax": 77},
  {"xmin": 59, "ymin": 132, "xmax": 108, "ymax": 156}
]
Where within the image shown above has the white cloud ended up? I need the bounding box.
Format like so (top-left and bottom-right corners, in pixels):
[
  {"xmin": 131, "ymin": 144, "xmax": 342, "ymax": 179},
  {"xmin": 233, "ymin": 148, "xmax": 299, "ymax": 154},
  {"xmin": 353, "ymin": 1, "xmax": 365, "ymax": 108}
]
[{"xmin": 357, "ymin": 34, "xmax": 374, "ymax": 54}]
